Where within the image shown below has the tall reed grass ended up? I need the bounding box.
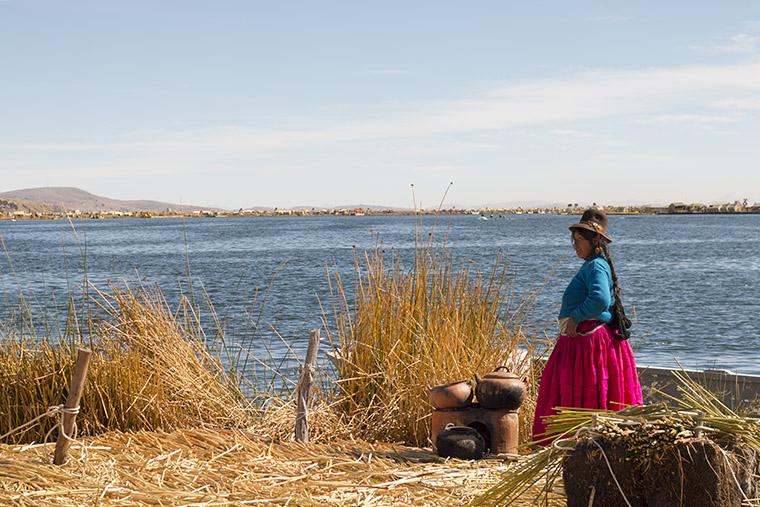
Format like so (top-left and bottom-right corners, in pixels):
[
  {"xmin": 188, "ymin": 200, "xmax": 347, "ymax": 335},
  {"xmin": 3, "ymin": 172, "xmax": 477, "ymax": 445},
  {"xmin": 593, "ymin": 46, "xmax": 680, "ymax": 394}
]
[
  {"xmin": 1, "ymin": 222, "xmax": 540, "ymax": 449},
  {"xmin": 0, "ymin": 284, "xmax": 250, "ymax": 444},
  {"xmin": 326, "ymin": 242, "xmax": 536, "ymax": 447}
]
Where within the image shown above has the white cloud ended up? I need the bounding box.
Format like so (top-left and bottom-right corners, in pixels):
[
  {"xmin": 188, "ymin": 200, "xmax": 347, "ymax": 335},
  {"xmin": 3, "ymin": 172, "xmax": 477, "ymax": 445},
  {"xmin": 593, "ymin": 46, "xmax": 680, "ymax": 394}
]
[
  {"xmin": 551, "ymin": 129, "xmax": 598, "ymax": 139},
  {"xmin": 690, "ymin": 33, "xmax": 759, "ymax": 54},
  {"xmin": 549, "ymin": 129, "xmax": 626, "ymax": 147},
  {"xmin": 713, "ymin": 96, "xmax": 760, "ymax": 111},
  {"xmin": 3, "ymin": 61, "xmax": 760, "ymax": 175},
  {"xmin": 397, "ymin": 141, "xmax": 502, "ymax": 156},
  {"xmin": 641, "ymin": 114, "xmax": 742, "ymax": 125}
]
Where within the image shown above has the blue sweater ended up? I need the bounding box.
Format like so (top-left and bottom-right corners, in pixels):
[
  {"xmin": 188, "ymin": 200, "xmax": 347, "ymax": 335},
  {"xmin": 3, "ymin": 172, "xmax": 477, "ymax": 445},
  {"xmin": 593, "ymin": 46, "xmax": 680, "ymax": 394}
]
[{"xmin": 559, "ymin": 255, "xmax": 614, "ymax": 324}]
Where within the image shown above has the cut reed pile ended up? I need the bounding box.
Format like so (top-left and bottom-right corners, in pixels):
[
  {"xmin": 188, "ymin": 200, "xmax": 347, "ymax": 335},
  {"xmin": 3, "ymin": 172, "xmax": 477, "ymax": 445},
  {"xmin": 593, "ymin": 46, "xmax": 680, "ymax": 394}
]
[
  {"xmin": 1, "ymin": 284, "xmax": 249, "ymax": 444},
  {"xmin": 0, "ymin": 427, "xmax": 559, "ymax": 506},
  {"xmin": 327, "ymin": 243, "xmax": 536, "ymax": 447},
  {"xmin": 474, "ymin": 371, "xmax": 760, "ymax": 506}
]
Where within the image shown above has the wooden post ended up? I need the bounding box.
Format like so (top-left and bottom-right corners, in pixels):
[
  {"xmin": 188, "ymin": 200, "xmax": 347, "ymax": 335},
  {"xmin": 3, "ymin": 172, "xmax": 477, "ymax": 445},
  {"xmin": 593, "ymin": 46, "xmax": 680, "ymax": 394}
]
[
  {"xmin": 694, "ymin": 411, "xmax": 705, "ymax": 439},
  {"xmin": 295, "ymin": 329, "xmax": 320, "ymax": 443},
  {"xmin": 53, "ymin": 348, "xmax": 92, "ymax": 465}
]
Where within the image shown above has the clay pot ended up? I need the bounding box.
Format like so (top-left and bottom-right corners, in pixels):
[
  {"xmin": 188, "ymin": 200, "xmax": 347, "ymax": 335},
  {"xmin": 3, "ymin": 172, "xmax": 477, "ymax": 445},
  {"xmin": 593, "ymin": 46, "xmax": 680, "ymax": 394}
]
[
  {"xmin": 436, "ymin": 424, "xmax": 486, "ymax": 460},
  {"xmin": 429, "ymin": 380, "xmax": 473, "ymax": 410},
  {"xmin": 475, "ymin": 366, "xmax": 526, "ymax": 410}
]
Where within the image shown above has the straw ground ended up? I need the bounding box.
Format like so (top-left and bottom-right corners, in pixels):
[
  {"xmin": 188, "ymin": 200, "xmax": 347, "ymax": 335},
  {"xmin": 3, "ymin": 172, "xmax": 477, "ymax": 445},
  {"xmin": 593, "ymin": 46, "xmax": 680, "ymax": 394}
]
[{"xmin": 0, "ymin": 426, "xmax": 563, "ymax": 506}]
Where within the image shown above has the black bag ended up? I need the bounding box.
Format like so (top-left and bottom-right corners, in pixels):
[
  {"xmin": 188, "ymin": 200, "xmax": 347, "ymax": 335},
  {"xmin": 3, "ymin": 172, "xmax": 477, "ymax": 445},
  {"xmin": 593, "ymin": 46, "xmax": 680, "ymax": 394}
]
[{"xmin": 609, "ymin": 304, "xmax": 632, "ymax": 341}]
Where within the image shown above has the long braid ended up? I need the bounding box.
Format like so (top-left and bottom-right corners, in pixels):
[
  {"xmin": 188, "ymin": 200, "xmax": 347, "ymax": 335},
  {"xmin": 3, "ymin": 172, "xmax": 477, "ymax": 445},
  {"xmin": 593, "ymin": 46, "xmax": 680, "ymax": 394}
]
[
  {"xmin": 576, "ymin": 228, "xmax": 633, "ymax": 340},
  {"xmin": 600, "ymin": 241, "xmax": 632, "ymax": 340}
]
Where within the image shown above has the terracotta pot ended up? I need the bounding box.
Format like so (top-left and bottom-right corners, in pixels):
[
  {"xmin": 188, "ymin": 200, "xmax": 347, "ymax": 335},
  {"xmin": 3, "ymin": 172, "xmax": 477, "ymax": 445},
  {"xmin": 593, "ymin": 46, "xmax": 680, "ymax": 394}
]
[
  {"xmin": 475, "ymin": 366, "xmax": 526, "ymax": 410},
  {"xmin": 436, "ymin": 424, "xmax": 486, "ymax": 460},
  {"xmin": 429, "ymin": 380, "xmax": 473, "ymax": 410}
]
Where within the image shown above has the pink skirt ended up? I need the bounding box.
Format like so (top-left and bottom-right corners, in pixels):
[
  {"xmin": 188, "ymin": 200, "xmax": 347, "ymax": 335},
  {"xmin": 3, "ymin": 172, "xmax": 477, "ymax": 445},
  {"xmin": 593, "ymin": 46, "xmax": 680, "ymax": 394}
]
[{"xmin": 532, "ymin": 320, "xmax": 643, "ymax": 442}]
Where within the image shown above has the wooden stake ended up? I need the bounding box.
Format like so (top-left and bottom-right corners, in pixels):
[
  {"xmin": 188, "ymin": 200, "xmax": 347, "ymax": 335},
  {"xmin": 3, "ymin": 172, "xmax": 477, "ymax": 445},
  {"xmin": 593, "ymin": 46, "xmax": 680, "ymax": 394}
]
[
  {"xmin": 54, "ymin": 348, "xmax": 92, "ymax": 465},
  {"xmin": 295, "ymin": 329, "xmax": 320, "ymax": 443},
  {"xmin": 694, "ymin": 411, "xmax": 705, "ymax": 439}
]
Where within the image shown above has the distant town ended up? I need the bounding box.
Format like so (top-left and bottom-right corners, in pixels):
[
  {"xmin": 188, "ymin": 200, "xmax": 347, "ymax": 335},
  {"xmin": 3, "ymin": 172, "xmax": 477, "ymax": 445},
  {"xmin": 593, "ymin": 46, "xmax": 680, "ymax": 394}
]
[{"xmin": 3, "ymin": 200, "xmax": 760, "ymax": 220}]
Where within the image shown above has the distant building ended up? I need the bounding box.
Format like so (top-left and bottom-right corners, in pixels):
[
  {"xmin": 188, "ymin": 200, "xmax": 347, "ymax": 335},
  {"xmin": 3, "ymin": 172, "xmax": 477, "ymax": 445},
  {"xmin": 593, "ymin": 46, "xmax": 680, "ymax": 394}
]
[{"xmin": 668, "ymin": 202, "xmax": 689, "ymax": 213}]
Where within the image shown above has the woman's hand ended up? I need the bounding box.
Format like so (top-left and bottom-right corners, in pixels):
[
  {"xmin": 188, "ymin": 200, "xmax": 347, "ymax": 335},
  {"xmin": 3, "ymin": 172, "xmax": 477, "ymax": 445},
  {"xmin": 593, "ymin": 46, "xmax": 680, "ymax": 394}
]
[{"xmin": 565, "ymin": 319, "xmax": 578, "ymax": 337}]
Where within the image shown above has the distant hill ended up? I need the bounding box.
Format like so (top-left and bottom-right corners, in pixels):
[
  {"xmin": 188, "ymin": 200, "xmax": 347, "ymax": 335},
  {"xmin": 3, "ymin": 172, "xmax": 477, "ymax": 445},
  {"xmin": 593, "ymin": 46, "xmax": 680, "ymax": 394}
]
[{"xmin": 0, "ymin": 187, "xmax": 217, "ymax": 214}]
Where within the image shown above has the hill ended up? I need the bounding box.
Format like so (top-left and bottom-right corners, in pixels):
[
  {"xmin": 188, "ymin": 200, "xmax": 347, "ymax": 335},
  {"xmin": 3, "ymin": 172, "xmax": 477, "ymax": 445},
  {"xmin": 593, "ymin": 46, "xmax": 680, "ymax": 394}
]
[{"xmin": 0, "ymin": 187, "xmax": 217, "ymax": 214}]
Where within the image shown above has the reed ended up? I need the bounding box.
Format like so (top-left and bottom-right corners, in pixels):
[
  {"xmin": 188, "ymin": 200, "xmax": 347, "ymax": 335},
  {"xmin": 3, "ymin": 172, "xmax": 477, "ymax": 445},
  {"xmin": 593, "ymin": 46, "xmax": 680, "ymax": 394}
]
[
  {"xmin": 0, "ymin": 283, "xmax": 250, "ymax": 444},
  {"xmin": 473, "ymin": 371, "xmax": 760, "ymax": 506},
  {"xmin": 325, "ymin": 240, "xmax": 536, "ymax": 447},
  {"xmin": 0, "ymin": 426, "xmax": 537, "ymax": 506}
]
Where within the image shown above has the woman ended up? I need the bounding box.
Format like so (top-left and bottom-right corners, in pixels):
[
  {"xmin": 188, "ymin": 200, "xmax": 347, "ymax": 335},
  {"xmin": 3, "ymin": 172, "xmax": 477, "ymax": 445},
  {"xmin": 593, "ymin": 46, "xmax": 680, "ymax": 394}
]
[{"xmin": 532, "ymin": 208, "xmax": 643, "ymax": 442}]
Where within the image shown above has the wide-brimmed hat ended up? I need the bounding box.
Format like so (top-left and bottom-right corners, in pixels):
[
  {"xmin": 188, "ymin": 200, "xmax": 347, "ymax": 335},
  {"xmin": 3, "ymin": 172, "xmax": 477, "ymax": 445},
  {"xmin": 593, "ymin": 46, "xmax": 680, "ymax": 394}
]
[{"xmin": 569, "ymin": 208, "xmax": 612, "ymax": 243}]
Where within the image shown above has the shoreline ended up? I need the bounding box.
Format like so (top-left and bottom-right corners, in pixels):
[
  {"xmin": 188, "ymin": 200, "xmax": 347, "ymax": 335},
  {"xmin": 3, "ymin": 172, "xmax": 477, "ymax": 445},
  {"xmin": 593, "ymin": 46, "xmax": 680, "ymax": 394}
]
[{"xmin": 4, "ymin": 208, "xmax": 760, "ymax": 221}]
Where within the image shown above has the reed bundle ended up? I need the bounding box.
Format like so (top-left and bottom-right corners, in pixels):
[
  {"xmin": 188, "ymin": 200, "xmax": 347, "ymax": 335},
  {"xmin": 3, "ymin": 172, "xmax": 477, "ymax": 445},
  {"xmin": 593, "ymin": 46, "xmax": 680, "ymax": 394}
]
[
  {"xmin": 473, "ymin": 371, "xmax": 760, "ymax": 506},
  {"xmin": 246, "ymin": 397, "xmax": 356, "ymax": 444},
  {"xmin": 0, "ymin": 426, "xmax": 541, "ymax": 506},
  {"xmin": 0, "ymin": 284, "xmax": 249, "ymax": 444},
  {"xmin": 326, "ymin": 243, "xmax": 536, "ymax": 446}
]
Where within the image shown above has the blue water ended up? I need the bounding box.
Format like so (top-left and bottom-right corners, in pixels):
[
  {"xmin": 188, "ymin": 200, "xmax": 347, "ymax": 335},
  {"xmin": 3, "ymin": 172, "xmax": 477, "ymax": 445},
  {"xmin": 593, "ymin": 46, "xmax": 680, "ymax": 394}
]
[{"xmin": 0, "ymin": 214, "xmax": 758, "ymax": 375}]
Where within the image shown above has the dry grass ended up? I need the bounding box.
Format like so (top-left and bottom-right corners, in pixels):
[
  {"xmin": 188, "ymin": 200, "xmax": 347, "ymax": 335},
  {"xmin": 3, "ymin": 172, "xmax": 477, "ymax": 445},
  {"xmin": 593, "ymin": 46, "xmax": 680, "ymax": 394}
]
[
  {"xmin": 0, "ymin": 233, "xmax": 548, "ymax": 505},
  {"xmin": 245, "ymin": 397, "xmax": 356, "ymax": 444},
  {"xmin": 326, "ymin": 242, "xmax": 536, "ymax": 447},
  {"xmin": 0, "ymin": 426, "xmax": 562, "ymax": 507},
  {"xmin": 0, "ymin": 284, "xmax": 249, "ymax": 444}
]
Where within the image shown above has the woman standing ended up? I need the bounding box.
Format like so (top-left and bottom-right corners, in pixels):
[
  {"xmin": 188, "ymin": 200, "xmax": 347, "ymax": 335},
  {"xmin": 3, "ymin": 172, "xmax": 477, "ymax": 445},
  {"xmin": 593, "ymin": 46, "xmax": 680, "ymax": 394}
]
[{"xmin": 532, "ymin": 208, "xmax": 643, "ymax": 442}]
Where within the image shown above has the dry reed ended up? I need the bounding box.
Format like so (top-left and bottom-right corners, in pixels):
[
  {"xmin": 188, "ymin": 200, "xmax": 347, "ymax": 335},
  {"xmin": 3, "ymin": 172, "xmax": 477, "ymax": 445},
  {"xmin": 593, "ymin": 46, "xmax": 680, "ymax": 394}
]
[
  {"xmin": 0, "ymin": 284, "xmax": 249, "ymax": 444},
  {"xmin": 326, "ymin": 242, "xmax": 536, "ymax": 446},
  {"xmin": 0, "ymin": 426, "xmax": 553, "ymax": 506}
]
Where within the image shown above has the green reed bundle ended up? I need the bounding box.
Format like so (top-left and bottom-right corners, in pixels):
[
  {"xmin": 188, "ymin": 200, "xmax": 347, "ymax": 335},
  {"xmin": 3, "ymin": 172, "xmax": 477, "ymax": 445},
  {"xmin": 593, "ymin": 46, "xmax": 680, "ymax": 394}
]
[{"xmin": 473, "ymin": 371, "xmax": 760, "ymax": 506}]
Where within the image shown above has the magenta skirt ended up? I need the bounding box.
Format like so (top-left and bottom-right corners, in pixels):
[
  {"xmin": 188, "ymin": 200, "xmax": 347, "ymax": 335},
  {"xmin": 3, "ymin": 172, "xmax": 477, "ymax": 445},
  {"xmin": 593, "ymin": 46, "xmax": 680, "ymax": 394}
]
[{"xmin": 532, "ymin": 321, "xmax": 643, "ymax": 442}]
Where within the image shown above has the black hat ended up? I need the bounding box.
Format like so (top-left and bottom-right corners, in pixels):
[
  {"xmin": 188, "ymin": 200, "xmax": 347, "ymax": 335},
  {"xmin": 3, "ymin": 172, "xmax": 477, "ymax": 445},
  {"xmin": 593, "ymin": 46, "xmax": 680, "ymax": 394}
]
[{"xmin": 569, "ymin": 208, "xmax": 612, "ymax": 243}]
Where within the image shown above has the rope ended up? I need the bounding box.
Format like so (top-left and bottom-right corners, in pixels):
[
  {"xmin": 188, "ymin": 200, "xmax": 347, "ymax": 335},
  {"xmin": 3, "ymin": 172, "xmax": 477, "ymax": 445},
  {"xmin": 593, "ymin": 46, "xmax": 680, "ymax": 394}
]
[
  {"xmin": 0, "ymin": 404, "xmax": 86, "ymax": 462},
  {"xmin": 44, "ymin": 405, "xmax": 81, "ymax": 444},
  {"xmin": 549, "ymin": 412, "xmax": 750, "ymax": 507},
  {"xmin": 552, "ymin": 426, "xmax": 591, "ymax": 452},
  {"xmin": 551, "ymin": 422, "xmax": 633, "ymax": 507},
  {"xmin": 0, "ymin": 412, "xmax": 49, "ymax": 441},
  {"xmin": 588, "ymin": 437, "xmax": 633, "ymax": 507},
  {"xmin": 718, "ymin": 447, "xmax": 752, "ymax": 504}
]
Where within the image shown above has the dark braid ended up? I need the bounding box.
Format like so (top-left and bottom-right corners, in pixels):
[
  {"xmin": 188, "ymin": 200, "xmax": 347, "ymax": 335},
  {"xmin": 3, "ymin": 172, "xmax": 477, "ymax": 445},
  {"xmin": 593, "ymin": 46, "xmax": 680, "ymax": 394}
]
[
  {"xmin": 600, "ymin": 241, "xmax": 632, "ymax": 340},
  {"xmin": 576, "ymin": 228, "xmax": 632, "ymax": 340}
]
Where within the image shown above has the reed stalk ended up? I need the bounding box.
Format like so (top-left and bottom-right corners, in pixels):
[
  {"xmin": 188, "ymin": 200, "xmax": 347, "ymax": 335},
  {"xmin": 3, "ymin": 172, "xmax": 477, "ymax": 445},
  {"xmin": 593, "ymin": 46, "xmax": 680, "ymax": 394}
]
[
  {"xmin": 325, "ymin": 239, "xmax": 536, "ymax": 446},
  {"xmin": 0, "ymin": 283, "xmax": 250, "ymax": 443}
]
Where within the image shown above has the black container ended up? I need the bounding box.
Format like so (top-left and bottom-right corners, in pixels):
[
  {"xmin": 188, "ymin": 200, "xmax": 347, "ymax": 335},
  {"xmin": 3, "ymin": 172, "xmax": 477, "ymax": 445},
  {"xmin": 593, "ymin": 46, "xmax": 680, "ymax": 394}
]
[
  {"xmin": 435, "ymin": 424, "xmax": 486, "ymax": 460},
  {"xmin": 475, "ymin": 366, "xmax": 526, "ymax": 411}
]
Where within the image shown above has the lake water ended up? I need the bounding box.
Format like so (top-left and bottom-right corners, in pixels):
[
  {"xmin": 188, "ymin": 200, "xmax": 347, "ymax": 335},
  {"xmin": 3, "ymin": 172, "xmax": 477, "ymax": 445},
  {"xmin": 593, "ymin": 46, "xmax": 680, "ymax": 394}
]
[{"xmin": 1, "ymin": 214, "xmax": 758, "ymax": 375}]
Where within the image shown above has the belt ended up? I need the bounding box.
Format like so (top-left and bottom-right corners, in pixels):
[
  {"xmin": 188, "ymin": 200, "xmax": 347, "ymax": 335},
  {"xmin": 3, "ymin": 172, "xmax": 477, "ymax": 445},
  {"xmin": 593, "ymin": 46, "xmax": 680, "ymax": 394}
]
[{"xmin": 558, "ymin": 317, "xmax": 606, "ymax": 336}]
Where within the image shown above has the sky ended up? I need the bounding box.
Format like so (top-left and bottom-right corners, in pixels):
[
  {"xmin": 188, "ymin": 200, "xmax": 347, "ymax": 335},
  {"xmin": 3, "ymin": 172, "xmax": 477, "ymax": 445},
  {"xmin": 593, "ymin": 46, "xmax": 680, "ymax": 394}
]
[{"xmin": 2, "ymin": 1, "xmax": 760, "ymax": 209}]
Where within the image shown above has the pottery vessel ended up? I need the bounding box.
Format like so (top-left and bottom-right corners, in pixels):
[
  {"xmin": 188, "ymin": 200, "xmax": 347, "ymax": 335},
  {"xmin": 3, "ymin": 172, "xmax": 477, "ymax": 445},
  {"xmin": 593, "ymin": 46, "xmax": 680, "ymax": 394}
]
[
  {"xmin": 475, "ymin": 366, "xmax": 526, "ymax": 410},
  {"xmin": 429, "ymin": 380, "xmax": 473, "ymax": 410},
  {"xmin": 435, "ymin": 424, "xmax": 486, "ymax": 460}
]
